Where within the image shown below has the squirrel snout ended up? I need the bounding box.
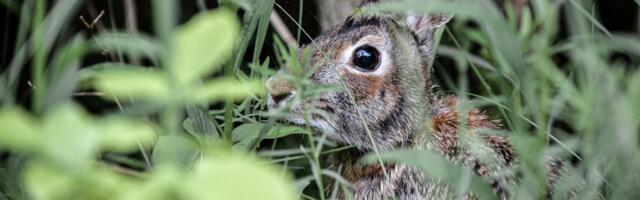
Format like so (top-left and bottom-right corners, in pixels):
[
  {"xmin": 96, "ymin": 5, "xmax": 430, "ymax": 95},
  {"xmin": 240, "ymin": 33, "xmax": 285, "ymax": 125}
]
[{"xmin": 266, "ymin": 76, "xmax": 296, "ymax": 107}]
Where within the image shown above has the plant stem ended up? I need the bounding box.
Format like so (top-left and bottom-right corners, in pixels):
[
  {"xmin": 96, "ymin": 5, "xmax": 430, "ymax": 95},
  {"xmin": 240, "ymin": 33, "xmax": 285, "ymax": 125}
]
[{"xmin": 31, "ymin": 0, "xmax": 46, "ymax": 113}]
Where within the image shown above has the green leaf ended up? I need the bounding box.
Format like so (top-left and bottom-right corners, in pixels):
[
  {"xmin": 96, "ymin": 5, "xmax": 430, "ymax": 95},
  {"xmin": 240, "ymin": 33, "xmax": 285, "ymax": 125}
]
[
  {"xmin": 48, "ymin": 34, "xmax": 86, "ymax": 83},
  {"xmin": 41, "ymin": 103, "xmax": 98, "ymax": 168},
  {"xmin": 184, "ymin": 106, "xmax": 219, "ymax": 138},
  {"xmin": 0, "ymin": 107, "xmax": 39, "ymax": 151},
  {"xmin": 122, "ymin": 166, "xmax": 181, "ymax": 200},
  {"xmin": 3, "ymin": 0, "xmax": 84, "ymax": 101},
  {"xmin": 169, "ymin": 8, "xmax": 240, "ymax": 85},
  {"xmin": 151, "ymin": 136, "xmax": 200, "ymax": 168},
  {"xmin": 45, "ymin": 35, "xmax": 86, "ymax": 109},
  {"xmin": 231, "ymin": 0, "xmax": 275, "ymax": 71},
  {"xmin": 189, "ymin": 78, "xmax": 264, "ymax": 103},
  {"xmin": 77, "ymin": 63, "xmax": 141, "ymax": 81},
  {"xmin": 231, "ymin": 123, "xmax": 306, "ymax": 151},
  {"xmin": 25, "ymin": 161, "xmax": 138, "ymax": 200},
  {"xmin": 93, "ymin": 68, "xmax": 171, "ymax": 102},
  {"xmin": 265, "ymin": 125, "xmax": 307, "ymax": 139},
  {"xmin": 98, "ymin": 117, "xmax": 158, "ymax": 153},
  {"xmin": 24, "ymin": 163, "xmax": 75, "ymax": 200},
  {"xmin": 182, "ymin": 155, "xmax": 297, "ymax": 200},
  {"xmin": 92, "ymin": 32, "xmax": 163, "ymax": 63},
  {"xmin": 232, "ymin": 123, "xmax": 306, "ymax": 142}
]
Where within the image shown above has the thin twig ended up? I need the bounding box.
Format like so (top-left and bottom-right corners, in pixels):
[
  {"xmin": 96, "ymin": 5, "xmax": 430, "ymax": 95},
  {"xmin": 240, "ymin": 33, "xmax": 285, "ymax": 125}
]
[
  {"xmin": 270, "ymin": 10, "xmax": 298, "ymax": 47},
  {"xmin": 124, "ymin": 0, "xmax": 141, "ymax": 65},
  {"xmin": 73, "ymin": 91, "xmax": 105, "ymax": 96},
  {"xmin": 80, "ymin": 4, "xmax": 117, "ymax": 60},
  {"xmin": 514, "ymin": 0, "xmax": 528, "ymax": 21},
  {"xmin": 79, "ymin": 10, "xmax": 104, "ymax": 29}
]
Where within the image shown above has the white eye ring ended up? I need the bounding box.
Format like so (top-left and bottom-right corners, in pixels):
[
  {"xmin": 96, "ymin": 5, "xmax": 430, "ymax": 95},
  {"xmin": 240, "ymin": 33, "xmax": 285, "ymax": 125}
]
[{"xmin": 341, "ymin": 35, "xmax": 391, "ymax": 76}]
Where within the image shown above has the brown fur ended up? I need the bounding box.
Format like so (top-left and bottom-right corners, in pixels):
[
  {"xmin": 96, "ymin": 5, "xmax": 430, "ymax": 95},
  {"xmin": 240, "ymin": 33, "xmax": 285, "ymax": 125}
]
[
  {"xmin": 266, "ymin": 1, "xmax": 568, "ymax": 199},
  {"xmin": 331, "ymin": 96, "xmax": 516, "ymax": 199}
]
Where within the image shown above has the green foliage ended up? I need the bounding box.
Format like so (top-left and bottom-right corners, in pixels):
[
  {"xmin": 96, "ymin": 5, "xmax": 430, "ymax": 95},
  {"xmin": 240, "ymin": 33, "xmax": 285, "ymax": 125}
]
[
  {"xmin": 90, "ymin": 9, "xmax": 263, "ymax": 104},
  {"xmin": 0, "ymin": 3, "xmax": 295, "ymax": 200},
  {"xmin": 1, "ymin": 0, "xmax": 639, "ymax": 199}
]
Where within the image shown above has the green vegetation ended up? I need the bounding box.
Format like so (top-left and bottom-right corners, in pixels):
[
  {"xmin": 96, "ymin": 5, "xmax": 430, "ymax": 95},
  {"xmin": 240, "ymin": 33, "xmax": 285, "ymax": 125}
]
[{"xmin": 0, "ymin": 0, "xmax": 638, "ymax": 199}]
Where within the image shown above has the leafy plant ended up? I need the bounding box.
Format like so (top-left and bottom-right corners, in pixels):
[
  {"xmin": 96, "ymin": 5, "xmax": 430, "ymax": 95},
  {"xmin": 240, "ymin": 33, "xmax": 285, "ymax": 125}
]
[
  {"xmin": 0, "ymin": 0, "xmax": 639, "ymax": 200},
  {"xmin": 0, "ymin": 3, "xmax": 297, "ymax": 200}
]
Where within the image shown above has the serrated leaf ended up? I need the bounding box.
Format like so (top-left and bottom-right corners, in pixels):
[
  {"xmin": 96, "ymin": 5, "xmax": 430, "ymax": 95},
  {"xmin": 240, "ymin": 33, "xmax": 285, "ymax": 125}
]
[{"xmin": 169, "ymin": 9, "xmax": 240, "ymax": 85}]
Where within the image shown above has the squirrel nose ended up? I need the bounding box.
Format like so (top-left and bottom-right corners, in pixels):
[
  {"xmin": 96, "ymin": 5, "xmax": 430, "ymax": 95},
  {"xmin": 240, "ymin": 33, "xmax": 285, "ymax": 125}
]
[{"xmin": 266, "ymin": 75, "xmax": 296, "ymax": 106}]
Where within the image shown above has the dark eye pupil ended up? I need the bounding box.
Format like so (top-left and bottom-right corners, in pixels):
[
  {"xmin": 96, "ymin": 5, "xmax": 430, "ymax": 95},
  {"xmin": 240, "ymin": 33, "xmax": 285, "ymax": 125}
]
[{"xmin": 353, "ymin": 46, "xmax": 379, "ymax": 71}]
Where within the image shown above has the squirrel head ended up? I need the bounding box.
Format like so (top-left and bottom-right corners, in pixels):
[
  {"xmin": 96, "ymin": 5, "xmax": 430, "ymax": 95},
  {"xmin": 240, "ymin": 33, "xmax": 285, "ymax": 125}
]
[{"xmin": 267, "ymin": 1, "xmax": 452, "ymax": 150}]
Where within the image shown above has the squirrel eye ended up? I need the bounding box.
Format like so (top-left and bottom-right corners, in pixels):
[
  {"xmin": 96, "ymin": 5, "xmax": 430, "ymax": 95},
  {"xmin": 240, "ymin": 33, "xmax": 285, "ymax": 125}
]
[{"xmin": 352, "ymin": 45, "xmax": 380, "ymax": 71}]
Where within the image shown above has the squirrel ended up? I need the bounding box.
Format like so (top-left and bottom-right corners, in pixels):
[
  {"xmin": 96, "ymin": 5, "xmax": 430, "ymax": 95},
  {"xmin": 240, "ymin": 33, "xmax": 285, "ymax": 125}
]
[{"xmin": 266, "ymin": 0, "xmax": 569, "ymax": 199}]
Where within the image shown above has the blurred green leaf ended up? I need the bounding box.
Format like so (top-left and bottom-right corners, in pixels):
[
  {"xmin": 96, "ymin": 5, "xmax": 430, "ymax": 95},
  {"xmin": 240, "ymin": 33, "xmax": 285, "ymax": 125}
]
[
  {"xmin": 48, "ymin": 34, "xmax": 86, "ymax": 83},
  {"xmin": 92, "ymin": 32, "xmax": 162, "ymax": 63},
  {"xmin": 151, "ymin": 135, "xmax": 200, "ymax": 168},
  {"xmin": 93, "ymin": 68, "xmax": 171, "ymax": 102},
  {"xmin": 189, "ymin": 78, "xmax": 264, "ymax": 103},
  {"xmin": 78, "ymin": 63, "xmax": 142, "ymax": 81},
  {"xmin": 123, "ymin": 167, "xmax": 182, "ymax": 200},
  {"xmin": 40, "ymin": 103, "xmax": 98, "ymax": 168},
  {"xmin": 629, "ymin": 72, "xmax": 640, "ymax": 117},
  {"xmin": 0, "ymin": 107, "xmax": 39, "ymax": 151},
  {"xmin": 44, "ymin": 35, "xmax": 86, "ymax": 109},
  {"xmin": 24, "ymin": 163, "xmax": 75, "ymax": 200},
  {"xmin": 182, "ymin": 155, "xmax": 297, "ymax": 200},
  {"xmin": 169, "ymin": 8, "xmax": 240, "ymax": 85},
  {"xmin": 25, "ymin": 161, "xmax": 138, "ymax": 200},
  {"xmin": 99, "ymin": 117, "xmax": 157, "ymax": 153}
]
